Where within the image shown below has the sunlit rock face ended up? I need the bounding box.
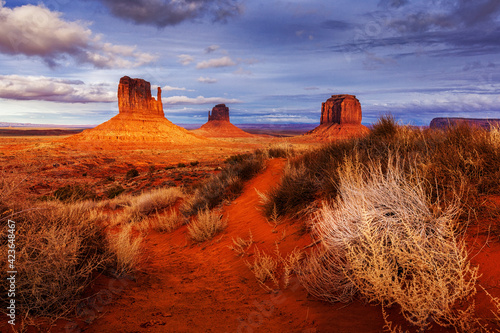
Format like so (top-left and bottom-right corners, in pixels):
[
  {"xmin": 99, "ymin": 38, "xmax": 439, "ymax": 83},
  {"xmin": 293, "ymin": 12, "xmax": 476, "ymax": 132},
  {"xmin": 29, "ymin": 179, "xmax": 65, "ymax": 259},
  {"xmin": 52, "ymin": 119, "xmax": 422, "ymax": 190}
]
[
  {"xmin": 118, "ymin": 76, "xmax": 163, "ymax": 117},
  {"xmin": 320, "ymin": 94, "xmax": 362, "ymax": 125},
  {"xmin": 308, "ymin": 94, "xmax": 368, "ymax": 141},
  {"xmin": 208, "ymin": 104, "xmax": 230, "ymax": 122}
]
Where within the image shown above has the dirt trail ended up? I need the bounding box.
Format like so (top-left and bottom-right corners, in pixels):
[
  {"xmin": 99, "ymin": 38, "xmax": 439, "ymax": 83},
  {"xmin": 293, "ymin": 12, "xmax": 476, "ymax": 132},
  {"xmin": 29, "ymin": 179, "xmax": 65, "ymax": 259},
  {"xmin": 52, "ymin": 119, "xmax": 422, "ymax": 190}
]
[{"xmin": 17, "ymin": 158, "xmax": 485, "ymax": 333}]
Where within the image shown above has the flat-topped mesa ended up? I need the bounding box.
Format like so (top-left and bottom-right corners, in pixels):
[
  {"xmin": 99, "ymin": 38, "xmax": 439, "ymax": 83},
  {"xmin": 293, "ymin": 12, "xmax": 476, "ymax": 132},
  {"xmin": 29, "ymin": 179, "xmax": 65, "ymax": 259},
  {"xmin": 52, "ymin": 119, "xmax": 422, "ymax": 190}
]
[
  {"xmin": 320, "ymin": 94, "xmax": 362, "ymax": 125},
  {"xmin": 208, "ymin": 104, "xmax": 230, "ymax": 122},
  {"xmin": 118, "ymin": 76, "xmax": 163, "ymax": 117}
]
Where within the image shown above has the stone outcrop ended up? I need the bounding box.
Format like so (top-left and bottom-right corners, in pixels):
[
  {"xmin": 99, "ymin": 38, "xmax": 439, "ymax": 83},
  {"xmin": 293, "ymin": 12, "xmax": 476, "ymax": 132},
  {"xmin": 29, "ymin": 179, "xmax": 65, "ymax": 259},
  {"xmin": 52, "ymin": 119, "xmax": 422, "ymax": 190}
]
[
  {"xmin": 430, "ymin": 117, "xmax": 500, "ymax": 130},
  {"xmin": 307, "ymin": 94, "xmax": 368, "ymax": 141},
  {"xmin": 118, "ymin": 76, "xmax": 163, "ymax": 116},
  {"xmin": 67, "ymin": 76, "xmax": 204, "ymax": 144},
  {"xmin": 193, "ymin": 104, "xmax": 253, "ymax": 138},
  {"xmin": 320, "ymin": 94, "xmax": 362, "ymax": 125},
  {"xmin": 208, "ymin": 104, "xmax": 230, "ymax": 122}
]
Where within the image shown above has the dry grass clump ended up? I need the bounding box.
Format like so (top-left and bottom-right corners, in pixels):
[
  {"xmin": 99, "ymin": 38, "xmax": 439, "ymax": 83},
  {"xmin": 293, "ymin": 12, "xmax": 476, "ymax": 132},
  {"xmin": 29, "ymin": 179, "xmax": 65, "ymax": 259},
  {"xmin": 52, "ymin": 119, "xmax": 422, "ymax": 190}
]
[
  {"xmin": 228, "ymin": 230, "xmax": 253, "ymax": 256},
  {"xmin": 300, "ymin": 157, "xmax": 479, "ymax": 331},
  {"xmin": 0, "ymin": 201, "xmax": 110, "ymax": 316},
  {"xmin": 266, "ymin": 141, "xmax": 295, "ymax": 158},
  {"xmin": 154, "ymin": 209, "xmax": 186, "ymax": 232},
  {"xmin": 182, "ymin": 152, "xmax": 266, "ymax": 216},
  {"xmin": 107, "ymin": 225, "xmax": 143, "ymax": 276},
  {"xmin": 116, "ymin": 187, "xmax": 183, "ymax": 224},
  {"xmin": 246, "ymin": 247, "xmax": 279, "ymax": 287},
  {"xmin": 187, "ymin": 208, "xmax": 228, "ymax": 242}
]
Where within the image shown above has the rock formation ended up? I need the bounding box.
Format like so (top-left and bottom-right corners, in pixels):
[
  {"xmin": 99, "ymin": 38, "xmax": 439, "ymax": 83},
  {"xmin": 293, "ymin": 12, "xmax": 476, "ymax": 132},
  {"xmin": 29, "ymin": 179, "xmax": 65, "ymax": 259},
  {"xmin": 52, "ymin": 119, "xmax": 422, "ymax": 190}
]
[
  {"xmin": 193, "ymin": 104, "xmax": 253, "ymax": 138},
  {"xmin": 320, "ymin": 94, "xmax": 362, "ymax": 125},
  {"xmin": 208, "ymin": 104, "xmax": 230, "ymax": 122},
  {"xmin": 67, "ymin": 76, "xmax": 204, "ymax": 144},
  {"xmin": 430, "ymin": 117, "xmax": 500, "ymax": 130},
  {"xmin": 118, "ymin": 76, "xmax": 163, "ymax": 116},
  {"xmin": 307, "ymin": 94, "xmax": 369, "ymax": 140}
]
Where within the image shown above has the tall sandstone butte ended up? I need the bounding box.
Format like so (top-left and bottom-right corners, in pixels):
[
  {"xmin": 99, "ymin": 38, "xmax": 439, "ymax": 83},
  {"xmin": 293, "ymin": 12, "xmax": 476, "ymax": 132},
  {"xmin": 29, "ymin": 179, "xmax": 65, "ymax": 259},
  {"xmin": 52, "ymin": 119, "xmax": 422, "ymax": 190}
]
[
  {"xmin": 67, "ymin": 76, "xmax": 204, "ymax": 143},
  {"xmin": 320, "ymin": 94, "xmax": 362, "ymax": 125},
  {"xmin": 118, "ymin": 76, "xmax": 163, "ymax": 116},
  {"xmin": 307, "ymin": 94, "xmax": 368, "ymax": 140},
  {"xmin": 208, "ymin": 104, "xmax": 230, "ymax": 122}
]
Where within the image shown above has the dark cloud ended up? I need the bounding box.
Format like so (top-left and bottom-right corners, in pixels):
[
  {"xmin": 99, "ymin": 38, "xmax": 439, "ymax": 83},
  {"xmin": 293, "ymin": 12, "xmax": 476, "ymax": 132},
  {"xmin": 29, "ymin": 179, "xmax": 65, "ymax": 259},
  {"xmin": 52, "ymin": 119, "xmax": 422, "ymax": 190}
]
[
  {"xmin": 94, "ymin": 0, "xmax": 243, "ymax": 27},
  {"xmin": 378, "ymin": 0, "xmax": 409, "ymax": 9}
]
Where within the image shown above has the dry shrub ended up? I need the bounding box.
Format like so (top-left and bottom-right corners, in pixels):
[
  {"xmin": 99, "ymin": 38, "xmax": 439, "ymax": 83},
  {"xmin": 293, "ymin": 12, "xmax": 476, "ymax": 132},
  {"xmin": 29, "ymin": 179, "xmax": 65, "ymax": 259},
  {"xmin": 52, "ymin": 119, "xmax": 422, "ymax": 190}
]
[
  {"xmin": 182, "ymin": 152, "xmax": 266, "ymax": 216},
  {"xmin": 246, "ymin": 247, "xmax": 279, "ymax": 287},
  {"xmin": 107, "ymin": 224, "xmax": 143, "ymax": 276},
  {"xmin": 188, "ymin": 208, "xmax": 227, "ymax": 242},
  {"xmin": 154, "ymin": 209, "xmax": 185, "ymax": 232},
  {"xmin": 116, "ymin": 187, "xmax": 183, "ymax": 224},
  {"xmin": 266, "ymin": 141, "xmax": 295, "ymax": 158},
  {"xmin": 228, "ymin": 230, "xmax": 253, "ymax": 256},
  {"xmin": 300, "ymin": 157, "xmax": 479, "ymax": 331},
  {"xmin": 0, "ymin": 201, "xmax": 110, "ymax": 316}
]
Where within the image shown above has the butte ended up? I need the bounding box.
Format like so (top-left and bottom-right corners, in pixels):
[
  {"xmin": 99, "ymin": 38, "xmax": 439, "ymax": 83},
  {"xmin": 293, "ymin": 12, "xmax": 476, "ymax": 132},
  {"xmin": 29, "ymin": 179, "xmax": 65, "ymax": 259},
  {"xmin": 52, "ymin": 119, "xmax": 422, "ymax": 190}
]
[
  {"xmin": 68, "ymin": 76, "xmax": 204, "ymax": 143},
  {"xmin": 192, "ymin": 104, "xmax": 253, "ymax": 138},
  {"xmin": 307, "ymin": 94, "xmax": 369, "ymax": 140}
]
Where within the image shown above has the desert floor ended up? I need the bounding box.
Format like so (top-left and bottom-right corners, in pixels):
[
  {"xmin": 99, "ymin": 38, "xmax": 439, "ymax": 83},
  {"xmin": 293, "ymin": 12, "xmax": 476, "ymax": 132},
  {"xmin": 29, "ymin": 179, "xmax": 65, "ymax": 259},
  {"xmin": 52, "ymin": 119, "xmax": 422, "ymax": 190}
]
[{"xmin": 1, "ymin": 132, "xmax": 499, "ymax": 333}]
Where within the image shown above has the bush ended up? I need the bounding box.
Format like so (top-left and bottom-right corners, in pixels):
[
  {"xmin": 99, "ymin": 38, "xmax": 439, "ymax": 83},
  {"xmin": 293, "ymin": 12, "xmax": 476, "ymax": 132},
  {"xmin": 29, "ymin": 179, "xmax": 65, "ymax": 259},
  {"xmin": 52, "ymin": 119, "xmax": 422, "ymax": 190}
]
[
  {"xmin": 54, "ymin": 184, "xmax": 96, "ymax": 202},
  {"xmin": 154, "ymin": 209, "xmax": 185, "ymax": 232},
  {"xmin": 300, "ymin": 157, "xmax": 479, "ymax": 331},
  {"xmin": 177, "ymin": 163, "xmax": 186, "ymax": 168},
  {"xmin": 187, "ymin": 208, "xmax": 227, "ymax": 242},
  {"xmin": 190, "ymin": 161, "xmax": 199, "ymax": 167},
  {"xmin": 126, "ymin": 168, "xmax": 139, "ymax": 179},
  {"xmin": 107, "ymin": 225, "xmax": 142, "ymax": 276},
  {"xmin": 0, "ymin": 201, "xmax": 110, "ymax": 316},
  {"xmin": 105, "ymin": 185, "xmax": 125, "ymax": 199}
]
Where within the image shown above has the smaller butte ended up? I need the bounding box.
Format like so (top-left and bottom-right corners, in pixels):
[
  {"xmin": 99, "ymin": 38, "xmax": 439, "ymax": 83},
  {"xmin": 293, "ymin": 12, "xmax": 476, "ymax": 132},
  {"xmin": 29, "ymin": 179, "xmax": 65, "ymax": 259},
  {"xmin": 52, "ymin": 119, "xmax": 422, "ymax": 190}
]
[
  {"xmin": 307, "ymin": 94, "xmax": 369, "ymax": 140},
  {"xmin": 192, "ymin": 104, "xmax": 253, "ymax": 138}
]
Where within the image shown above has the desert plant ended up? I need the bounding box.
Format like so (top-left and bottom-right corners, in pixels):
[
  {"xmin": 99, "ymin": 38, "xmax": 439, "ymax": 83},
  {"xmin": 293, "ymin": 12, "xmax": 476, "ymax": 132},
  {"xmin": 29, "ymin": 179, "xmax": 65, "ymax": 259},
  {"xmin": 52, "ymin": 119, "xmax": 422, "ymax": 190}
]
[
  {"xmin": 126, "ymin": 168, "xmax": 139, "ymax": 179},
  {"xmin": 245, "ymin": 247, "xmax": 279, "ymax": 287},
  {"xmin": 0, "ymin": 201, "xmax": 110, "ymax": 316},
  {"xmin": 228, "ymin": 230, "xmax": 253, "ymax": 256},
  {"xmin": 187, "ymin": 208, "xmax": 227, "ymax": 242},
  {"xmin": 53, "ymin": 184, "xmax": 97, "ymax": 202},
  {"xmin": 107, "ymin": 225, "xmax": 143, "ymax": 276},
  {"xmin": 105, "ymin": 185, "xmax": 125, "ymax": 199},
  {"xmin": 154, "ymin": 209, "xmax": 185, "ymax": 232},
  {"xmin": 300, "ymin": 156, "xmax": 479, "ymax": 331}
]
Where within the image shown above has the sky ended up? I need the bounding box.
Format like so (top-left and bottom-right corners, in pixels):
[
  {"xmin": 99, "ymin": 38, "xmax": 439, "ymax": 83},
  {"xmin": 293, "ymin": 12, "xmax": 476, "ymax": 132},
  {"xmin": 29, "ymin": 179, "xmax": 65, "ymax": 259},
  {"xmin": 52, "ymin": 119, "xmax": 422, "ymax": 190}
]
[{"xmin": 0, "ymin": 0, "xmax": 499, "ymax": 126}]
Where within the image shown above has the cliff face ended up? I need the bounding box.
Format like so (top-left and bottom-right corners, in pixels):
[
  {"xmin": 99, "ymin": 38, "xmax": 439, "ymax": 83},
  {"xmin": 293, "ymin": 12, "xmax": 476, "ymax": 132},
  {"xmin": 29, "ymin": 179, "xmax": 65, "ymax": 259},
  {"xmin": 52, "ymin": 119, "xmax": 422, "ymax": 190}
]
[
  {"xmin": 320, "ymin": 94, "xmax": 362, "ymax": 125},
  {"xmin": 430, "ymin": 117, "xmax": 500, "ymax": 130},
  {"xmin": 208, "ymin": 104, "xmax": 230, "ymax": 122},
  {"xmin": 118, "ymin": 76, "xmax": 163, "ymax": 117}
]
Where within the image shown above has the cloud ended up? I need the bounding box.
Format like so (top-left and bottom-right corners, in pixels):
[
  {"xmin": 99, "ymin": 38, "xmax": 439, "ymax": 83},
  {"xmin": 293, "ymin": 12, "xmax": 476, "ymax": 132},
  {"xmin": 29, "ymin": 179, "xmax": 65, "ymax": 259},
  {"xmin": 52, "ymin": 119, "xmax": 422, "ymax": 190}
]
[
  {"xmin": 321, "ymin": 20, "xmax": 352, "ymax": 31},
  {"xmin": 0, "ymin": 75, "xmax": 115, "ymax": 103},
  {"xmin": 93, "ymin": 0, "xmax": 243, "ymax": 27},
  {"xmin": 161, "ymin": 85, "xmax": 193, "ymax": 91},
  {"xmin": 197, "ymin": 76, "xmax": 217, "ymax": 83},
  {"xmin": 204, "ymin": 44, "xmax": 220, "ymax": 53},
  {"xmin": 162, "ymin": 95, "xmax": 241, "ymax": 105},
  {"xmin": 0, "ymin": 4, "xmax": 156, "ymax": 68},
  {"xmin": 196, "ymin": 56, "xmax": 236, "ymax": 69},
  {"xmin": 178, "ymin": 54, "xmax": 194, "ymax": 65}
]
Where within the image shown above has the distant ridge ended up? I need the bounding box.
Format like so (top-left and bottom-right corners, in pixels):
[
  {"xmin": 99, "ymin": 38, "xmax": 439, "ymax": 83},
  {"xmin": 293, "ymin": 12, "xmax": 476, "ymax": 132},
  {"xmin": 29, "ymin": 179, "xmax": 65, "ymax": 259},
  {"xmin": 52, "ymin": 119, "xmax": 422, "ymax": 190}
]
[{"xmin": 430, "ymin": 117, "xmax": 500, "ymax": 130}]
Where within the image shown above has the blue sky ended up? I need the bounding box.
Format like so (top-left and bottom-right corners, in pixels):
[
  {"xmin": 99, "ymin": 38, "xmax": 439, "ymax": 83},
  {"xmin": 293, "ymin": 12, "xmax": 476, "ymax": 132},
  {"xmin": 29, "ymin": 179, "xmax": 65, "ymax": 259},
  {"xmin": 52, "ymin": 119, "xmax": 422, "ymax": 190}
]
[{"xmin": 0, "ymin": 0, "xmax": 499, "ymax": 126}]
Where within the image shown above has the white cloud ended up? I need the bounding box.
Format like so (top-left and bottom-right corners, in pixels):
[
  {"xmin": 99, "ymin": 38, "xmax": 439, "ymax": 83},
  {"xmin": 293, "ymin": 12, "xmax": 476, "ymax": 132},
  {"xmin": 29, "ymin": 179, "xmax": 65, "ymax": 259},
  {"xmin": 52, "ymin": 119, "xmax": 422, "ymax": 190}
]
[
  {"xmin": 197, "ymin": 76, "xmax": 218, "ymax": 84},
  {"xmin": 0, "ymin": 75, "xmax": 115, "ymax": 103},
  {"xmin": 161, "ymin": 85, "xmax": 193, "ymax": 92},
  {"xmin": 196, "ymin": 56, "xmax": 236, "ymax": 69},
  {"xmin": 0, "ymin": 4, "xmax": 156, "ymax": 68},
  {"xmin": 178, "ymin": 54, "xmax": 194, "ymax": 65},
  {"xmin": 163, "ymin": 95, "xmax": 242, "ymax": 105}
]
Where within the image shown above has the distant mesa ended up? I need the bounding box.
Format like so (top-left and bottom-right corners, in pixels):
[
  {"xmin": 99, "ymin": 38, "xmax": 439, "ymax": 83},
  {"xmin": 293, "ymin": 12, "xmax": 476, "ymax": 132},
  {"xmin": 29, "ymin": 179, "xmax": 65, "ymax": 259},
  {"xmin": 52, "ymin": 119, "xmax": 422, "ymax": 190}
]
[
  {"xmin": 430, "ymin": 117, "xmax": 500, "ymax": 130},
  {"xmin": 68, "ymin": 76, "xmax": 204, "ymax": 143},
  {"xmin": 192, "ymin": 104, "xmax": 253, "ymax": 138},
  {"xmin": 307, "ymin": 94, "xmax": 369, "ymax": 140}
]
